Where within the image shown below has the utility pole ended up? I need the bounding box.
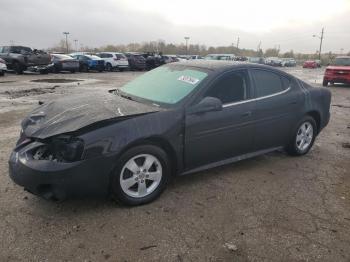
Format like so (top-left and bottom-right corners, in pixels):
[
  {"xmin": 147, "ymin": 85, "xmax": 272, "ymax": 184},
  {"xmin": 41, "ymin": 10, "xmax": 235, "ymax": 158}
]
[
  {"xmin": 74, "ymin": 39, "xmax": 78, "ymax": 52},
  {"xmin": 184, "ymin": 36, "xmax": 190, "ymax": 56},
  {"xmin": 313, "ymin": 28, "xmax": 324, "ymax": 60},
  {"xmin": 236, "ymin": 37, "xmax": 240, "ymax": 49},
  {"xmin": 63, "ymin": 32, "xmax": 70, "ymax": 54}
]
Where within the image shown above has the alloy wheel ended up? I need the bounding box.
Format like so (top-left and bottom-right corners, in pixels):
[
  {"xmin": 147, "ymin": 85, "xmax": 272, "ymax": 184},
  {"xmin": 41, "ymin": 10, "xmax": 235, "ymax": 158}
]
[
  {"xmin": 296, "ymin": 121, "xmax": 314, "ymax": 152},
  {"xmin": 120, "ymin": 154, "xmax": 162, "ymax": 198}
]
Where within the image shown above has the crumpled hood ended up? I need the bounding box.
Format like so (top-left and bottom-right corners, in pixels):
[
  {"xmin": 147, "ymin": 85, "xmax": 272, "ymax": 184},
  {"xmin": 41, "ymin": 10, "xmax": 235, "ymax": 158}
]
[{"xmin": 22, "ymin": 92, "xmax": 161, "ymax": 139}]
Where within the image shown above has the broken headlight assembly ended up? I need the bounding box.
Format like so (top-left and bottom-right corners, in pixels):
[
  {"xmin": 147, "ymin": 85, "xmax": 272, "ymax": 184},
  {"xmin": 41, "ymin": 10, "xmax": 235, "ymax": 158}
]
[{"xmin": 32, "ymin": 136, "xmax": 84, "ymax": 162}]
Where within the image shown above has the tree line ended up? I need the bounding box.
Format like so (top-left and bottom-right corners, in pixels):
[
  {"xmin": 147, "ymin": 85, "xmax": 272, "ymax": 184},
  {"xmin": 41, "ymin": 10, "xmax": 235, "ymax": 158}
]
[{"xmin": 48, "ymin": 39, "xmax": 349, "ymax": 64}]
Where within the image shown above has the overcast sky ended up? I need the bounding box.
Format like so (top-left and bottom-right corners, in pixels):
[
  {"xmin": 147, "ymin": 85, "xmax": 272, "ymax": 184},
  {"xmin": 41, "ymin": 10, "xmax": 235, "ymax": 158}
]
[{"xmin": 0, "ymin": 0, "xmax": 349, "ymax": 53}]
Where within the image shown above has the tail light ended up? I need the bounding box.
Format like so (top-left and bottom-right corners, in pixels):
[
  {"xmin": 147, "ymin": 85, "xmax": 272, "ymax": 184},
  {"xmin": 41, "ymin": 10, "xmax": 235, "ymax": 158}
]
[{"xmin": 113, "ymin": 58, "xmax": 119, "ymax": 61}]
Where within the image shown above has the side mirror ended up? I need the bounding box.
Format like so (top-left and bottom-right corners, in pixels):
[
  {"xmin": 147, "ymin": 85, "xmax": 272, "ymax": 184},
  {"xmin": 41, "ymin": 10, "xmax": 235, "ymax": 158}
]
[{"xmin": 188, "ymin": 97, "xmax": 223, "ymax": 115}]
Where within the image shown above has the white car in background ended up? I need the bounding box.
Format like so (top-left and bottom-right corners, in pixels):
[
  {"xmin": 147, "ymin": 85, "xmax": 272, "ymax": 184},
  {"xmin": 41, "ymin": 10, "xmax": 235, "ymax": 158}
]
[
  {"xmin": 204, "ymin": 54, "xmax": 235, "ymax": 61},
  {"xmin": 0, "ymin": 58, "xmax": 7, "ymax": 76},
  {"xmin": 96, "ymin": 52, "xmax": 129, "ymax": 71}
]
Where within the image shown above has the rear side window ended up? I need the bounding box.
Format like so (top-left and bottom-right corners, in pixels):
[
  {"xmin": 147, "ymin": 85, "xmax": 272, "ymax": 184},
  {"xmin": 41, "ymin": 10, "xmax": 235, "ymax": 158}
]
[
  {"xmin": 116, "ymin": 54, "xmax": 126, "ymax": 59},
  {"xmin": 251, "ymin": 69, "xmax": 287, "ymax": 97}
]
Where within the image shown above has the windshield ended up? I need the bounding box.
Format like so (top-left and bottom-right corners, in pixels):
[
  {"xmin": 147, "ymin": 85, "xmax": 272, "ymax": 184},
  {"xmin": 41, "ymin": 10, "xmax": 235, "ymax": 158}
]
[
  {"xmin": 334, "ymin": 58, "xmax": 350, "ymax": 66},
  {"xmin": 86, "ymin": 55, "xmax": 101, "ymax": 60},
  {"xmin": 120, "ymin": 65, "xmax": 208, "ymax": 105}
]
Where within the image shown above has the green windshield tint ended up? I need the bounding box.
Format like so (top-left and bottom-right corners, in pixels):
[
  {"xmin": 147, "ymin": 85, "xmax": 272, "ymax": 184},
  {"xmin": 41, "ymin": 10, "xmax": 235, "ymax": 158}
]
[{"xmin": 120, "ymin": 66, "xmax": 208, "ymax": 104}]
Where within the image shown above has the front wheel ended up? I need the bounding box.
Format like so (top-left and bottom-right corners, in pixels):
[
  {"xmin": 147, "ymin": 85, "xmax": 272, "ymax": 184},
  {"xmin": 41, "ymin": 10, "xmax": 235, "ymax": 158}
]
[
  {"xmin": 105, "ymin": 63, "xmax": 112, "ymax": 71},
  {"xmin": 13, "ymin": 62, "xmax": 24, "ymax": 74},
  {"xmin": 286, "ymin": 116, "xmax": 317, "ymax": 156},
  {"xmin": 111, "ymin": 145, "xmax": 170, "ymax": 206}
]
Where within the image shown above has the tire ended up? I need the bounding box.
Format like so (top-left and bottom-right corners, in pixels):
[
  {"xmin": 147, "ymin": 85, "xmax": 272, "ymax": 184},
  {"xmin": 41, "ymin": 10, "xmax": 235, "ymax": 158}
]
[
  {"xmin": 53, "ymin": 66, "xmax": 60, "ymax": 73},
  {"xmin": 111, "ymin": 145, "xmax": 171, "ymax": 206},
  {"xmin": 70, "ymin": 70, "xmax": 76, "ymax": 73},
  {"xmin": 13, "ymin": 62, "xmax": 24, "ymax": 75},
  {"xmin": 286, "ymin": 116, "xmax": 317, "ymax": 156},
  {"xmin": 119, "ymin": 68, "xmax": 124, "ymax": 72},
  {"xmin": 322, "ymin": 79, "xmax": 328, "ymax": 87},
  {"xmin": 0, "ymin": 70, "xmax": 4, "ymax": 76},
  {"xmin": 105, "ymin": 63, "xmax": 112, "ymax": 72},
  {"xmin": 39, "ymin": 69, "xmax": 48, "ymax": 74}
]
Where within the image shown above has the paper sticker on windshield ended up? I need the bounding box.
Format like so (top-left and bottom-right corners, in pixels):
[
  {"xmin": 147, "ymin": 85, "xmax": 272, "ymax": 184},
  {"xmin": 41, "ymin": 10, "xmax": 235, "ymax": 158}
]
[{"xmin": 177, "ymin": 75, "xmax": 200, "ymax": 85}]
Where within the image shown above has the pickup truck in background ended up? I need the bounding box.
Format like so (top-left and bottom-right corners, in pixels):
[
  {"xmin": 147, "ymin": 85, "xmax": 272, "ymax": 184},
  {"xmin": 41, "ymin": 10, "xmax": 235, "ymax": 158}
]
[{"xmin": 0, "ymin": 46, "xmax": 51, "ymax": 74}]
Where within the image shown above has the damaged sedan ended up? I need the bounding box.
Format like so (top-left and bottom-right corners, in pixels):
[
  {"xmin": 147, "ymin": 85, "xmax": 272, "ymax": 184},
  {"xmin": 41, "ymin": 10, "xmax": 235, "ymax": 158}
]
[{"xmin": 9, "ymin": 61, "xmax": 331, "ymax": 205}]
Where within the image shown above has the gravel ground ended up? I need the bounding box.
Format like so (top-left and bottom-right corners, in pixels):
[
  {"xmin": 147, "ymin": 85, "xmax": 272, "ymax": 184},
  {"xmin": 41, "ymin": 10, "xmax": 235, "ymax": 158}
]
[{"xmin": 0, "ymin": 67, "xmax": 349, "ymax": 262}]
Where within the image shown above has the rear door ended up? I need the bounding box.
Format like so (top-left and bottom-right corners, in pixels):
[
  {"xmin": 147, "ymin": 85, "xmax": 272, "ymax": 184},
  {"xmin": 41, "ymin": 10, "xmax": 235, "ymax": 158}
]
[{"xmin": 249, "ymin": 68, "xmax": 302, "ymax": 150}]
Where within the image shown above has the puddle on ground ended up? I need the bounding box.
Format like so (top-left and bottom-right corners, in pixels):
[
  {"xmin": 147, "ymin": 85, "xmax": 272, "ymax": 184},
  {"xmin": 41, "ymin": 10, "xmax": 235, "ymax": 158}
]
[
  {"xmin": 1, "ymin": 86, "xmax": 59, "ymax": 99},
  {"xmin": 0, "ymin": 80, "xmax": 17, "ymax": 83},
  {"xmin": 30, "ymin": 79, "xmax": 82, "ymax": 83}
]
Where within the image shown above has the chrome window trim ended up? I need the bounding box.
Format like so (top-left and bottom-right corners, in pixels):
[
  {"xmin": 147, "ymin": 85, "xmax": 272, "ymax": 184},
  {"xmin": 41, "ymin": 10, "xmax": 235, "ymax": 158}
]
[{"xmin": 223, "ymin": 86, "xmax": 291, "ymax": 108}]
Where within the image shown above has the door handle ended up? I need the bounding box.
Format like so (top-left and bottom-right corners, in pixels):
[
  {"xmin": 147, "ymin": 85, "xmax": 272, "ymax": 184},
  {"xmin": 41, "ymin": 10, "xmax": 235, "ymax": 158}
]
[{"xmin": 241, "ymin": 111, "xmax": 252, "ymax": 117}]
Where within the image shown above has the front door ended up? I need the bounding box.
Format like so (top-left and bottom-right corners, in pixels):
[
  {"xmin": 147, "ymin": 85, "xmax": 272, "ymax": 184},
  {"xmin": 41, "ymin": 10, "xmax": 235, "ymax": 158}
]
[{"xmin": 184, "ymin": 70, "xmax": 255, "ymax": 169}]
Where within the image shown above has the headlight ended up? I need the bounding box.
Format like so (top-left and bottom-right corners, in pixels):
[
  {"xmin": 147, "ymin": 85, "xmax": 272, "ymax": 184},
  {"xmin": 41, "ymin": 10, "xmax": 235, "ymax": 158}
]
[{"xmin": 32, "ymin": 136, "xmax": 84, "ymax": 162}]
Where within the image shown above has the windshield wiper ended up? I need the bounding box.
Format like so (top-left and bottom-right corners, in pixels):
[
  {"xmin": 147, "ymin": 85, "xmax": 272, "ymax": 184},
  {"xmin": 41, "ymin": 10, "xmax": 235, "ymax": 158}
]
[
  {"xmin": 109, "ymin": 89, "xmax": 135, "ymax": 101},
  {"xmin": 120, "ymin": 93, "xmax": 134, "ymax": 101}
]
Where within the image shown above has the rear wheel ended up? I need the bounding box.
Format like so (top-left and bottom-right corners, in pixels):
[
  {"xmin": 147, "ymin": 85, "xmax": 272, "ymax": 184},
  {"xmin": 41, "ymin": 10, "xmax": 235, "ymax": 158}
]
[
  {"xmin": 286, "ymin": 116, "xmax": 317, "ymax": 156},
  {"xmin": 322, "ymin": 79, "xmax": 328, "ymax": 87},
  {"xmin": 111, "ymin": 145, "xmax": 170, "ymax": 206},
  {"xmin": 80, "ymin": 64, "xmax": 88, "ymax": 72},
  {"xmin": 105, "ymin": 63, "xmax": 112, "ymax": 71},
  {"xmin": 0, "ymin": 70, "xmax": 4, "ymax": 76}
]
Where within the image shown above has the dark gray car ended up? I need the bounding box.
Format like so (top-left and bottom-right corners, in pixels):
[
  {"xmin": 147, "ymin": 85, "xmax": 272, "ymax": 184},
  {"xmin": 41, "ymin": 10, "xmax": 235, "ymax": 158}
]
[
  {"xmin": 0, "ymin": 46, "xmax": 51, "ymax": 74},
  {"xmin": 9, "ymin": 61, "xmax": 331, "ymax": 205}
]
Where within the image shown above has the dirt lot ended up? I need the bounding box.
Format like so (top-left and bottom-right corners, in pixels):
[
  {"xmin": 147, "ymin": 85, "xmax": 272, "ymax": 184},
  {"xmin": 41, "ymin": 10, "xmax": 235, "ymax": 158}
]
[{"xmin": 0, "ymin": 67, "xmax": 349, "ymax": 261}]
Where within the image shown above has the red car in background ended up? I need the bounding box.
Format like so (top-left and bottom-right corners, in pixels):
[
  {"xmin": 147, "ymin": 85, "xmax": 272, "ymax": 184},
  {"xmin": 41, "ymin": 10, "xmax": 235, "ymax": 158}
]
[
  {"xmin": 303, "ymin": 60, "xmax": 318, "ymax": 68},
  {"xmin": 323, "ymin": 56, "xmax": 350, "ymax": 86}
]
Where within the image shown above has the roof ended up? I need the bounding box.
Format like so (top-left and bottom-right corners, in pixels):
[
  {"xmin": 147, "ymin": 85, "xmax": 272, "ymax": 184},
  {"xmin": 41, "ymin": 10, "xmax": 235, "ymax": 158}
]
[
  {"xmin": 171, "ymin": 60, "xmax": 248, "ymax": 70},
  {"xmin": 98, "ymin": 51, "xmax": 123, "ymax": 54},
  {"xmin": 171, "ymin": 60, "xmax": 288, "ymax": 74}
]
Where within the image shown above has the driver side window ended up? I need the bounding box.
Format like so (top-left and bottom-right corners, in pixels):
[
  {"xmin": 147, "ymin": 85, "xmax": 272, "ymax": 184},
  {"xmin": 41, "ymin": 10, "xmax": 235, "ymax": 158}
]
[{"xmin": 205, "ymin": 71, "xmax": 249, "ymax": 104}]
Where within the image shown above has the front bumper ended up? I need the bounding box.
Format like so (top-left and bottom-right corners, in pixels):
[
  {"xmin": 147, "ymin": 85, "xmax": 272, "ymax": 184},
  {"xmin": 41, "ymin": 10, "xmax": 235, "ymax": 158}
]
[
  {"xmin": 89, "ymin": 64, "xmax": 105, "ymax": 71},
  {"xmin": 8, "ymin": 141, "xmax": 114, "ymax": 200}
]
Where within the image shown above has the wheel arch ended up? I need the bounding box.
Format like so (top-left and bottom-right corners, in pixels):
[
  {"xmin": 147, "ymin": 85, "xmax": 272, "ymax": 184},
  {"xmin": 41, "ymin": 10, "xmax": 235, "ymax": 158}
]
[
  {"xmin": 116, "ymin": 136, "xmax": 178, "ymax": 176},
  {"xmin": 306, "ymin": 110, "xmax": 321, "ymax": 134}
]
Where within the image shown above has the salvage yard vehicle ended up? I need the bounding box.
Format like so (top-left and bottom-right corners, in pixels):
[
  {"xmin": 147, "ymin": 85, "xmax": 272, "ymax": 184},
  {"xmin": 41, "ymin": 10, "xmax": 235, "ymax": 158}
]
[
  {"xmin": 248, "ymin": 57, "xmax": 265, "ymax": 64},
  {"xmin": 265, "ymin": 57, "xmax": 282, "ymax": 67},
  {"xmin": 281, "ymin": 58, "xmax": 297, "ymax": 67},
  {"xmin": 49, "ymin": 54, "xmax": 80, "ymax": 73},
  {"xmin": 9, "ymin": 61, "xmax": 331, "ymax": 205},
  {"xmin": 0, "ymin": 58, "xmax": 7, "ymax": 76},
  {"xmin": 303, "ymin": 60, "xmax": 318, "ymax": 69},
  {"xmin": 70, "ymin": 54, "xmax": 105, "ymax": 72},
  {"xmin": 125, "ymin": 52, "xmax": 147, "ymax": 71},
  {"xmin": 0, "ymin": 46, "xmax": 51, "ymax": 74},
  {"xmin": 323, "ymin": 56, "xmax": 350, "ymax": 86},
  {"xmin": 96, "ymin": 52, "xmax": 129, "ymax": 71},
  {"xmin": 205, "ymin": 54, "xmax": 235, "ymax": 61}
]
